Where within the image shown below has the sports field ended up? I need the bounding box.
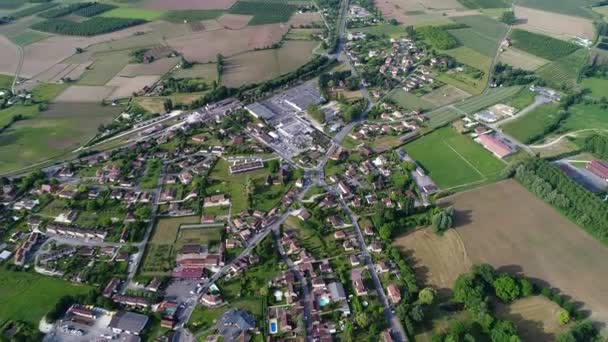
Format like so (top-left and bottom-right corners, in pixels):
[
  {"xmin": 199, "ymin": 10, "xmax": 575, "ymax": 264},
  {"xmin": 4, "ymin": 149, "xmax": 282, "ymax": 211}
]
[
  {"xmin": 0, "ymin": 269, "xmax": 91, "ymax": 324},
  {"xmin": 500, "ymin": 103, "xmax": 560, "ymax": 143},
  {"xmin": 404, "ymin": 127, "xmax": 505, "ymax": 189}
]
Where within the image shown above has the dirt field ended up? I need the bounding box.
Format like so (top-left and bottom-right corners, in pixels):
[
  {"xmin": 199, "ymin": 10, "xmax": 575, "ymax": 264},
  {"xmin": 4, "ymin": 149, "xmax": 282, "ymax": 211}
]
[
  {"xmin": 106, "ymin": 75, "xmax": 160, "ymax": 100},
  {"xmin": 421, "ymin": 84, "xmax": 470, "ymax": 107},
  {"xmin": 117, "ymin": 58, "xmax": 179, "ymax": 77},
  {"xmin": 288, "ymin": 12, "xmax": 322, "ymax": 27},
  {"xmin": 395, "ymin": 228, "xmax": 471, "ymax": 298},
  {"xmin": 221, "ymin": 40, "xmax": 316, "ymax": 87},
  {"xmin": 217, "ymin": 14, "xmax": 253, "ymax": 29},
  {"xmin": 0, "ymin": 35, "xmax": 20, "ymax": 77},
  {"xmin": 496, "ymin": 296, "xmax": 570, "ymax": 341},
  {"xmin": 438, "ymin": 179, "xmax": 608, "ymax": 327},
  {"xmin": 167, "ymin": 23, "xmax": 289, "ymax": 62},
  {"xmin": 499, "ymin": 47, "xmax": 549, "ymax": 70},
  {"xmin": 514, "ymin": 6, "xmax": 595, "ymax": 39},
  {"xmin": 144, "ymin": 0, "xmax": 238, "ymax": 10},
  {"xmin": 54, "ymin": 85, "xmax": 115, "ymax": 102}
]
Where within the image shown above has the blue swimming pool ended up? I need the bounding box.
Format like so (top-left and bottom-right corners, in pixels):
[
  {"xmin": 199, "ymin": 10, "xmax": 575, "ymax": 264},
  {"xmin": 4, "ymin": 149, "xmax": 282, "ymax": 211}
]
[
  {"xmin": 270, "ymin": 320, "xmax": 278, "ymax": 334},
  {"xmin": 318, "ymin": 296, "xmax": 330, "ymax": 307}
]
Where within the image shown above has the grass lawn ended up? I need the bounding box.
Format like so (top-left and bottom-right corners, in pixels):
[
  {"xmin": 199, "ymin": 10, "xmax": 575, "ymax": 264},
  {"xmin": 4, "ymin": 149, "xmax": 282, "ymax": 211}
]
[
  {"xmin": 100, "ymin": 7, "xmax": 167, "ymax": 20},
  {"xmin": 386, "ymin": 87, "xmax": 435, "ymax": 111},
  {"xmin": 506, "ymin": 87, "xmax": 536, "ymax": 110},
  {"xmin": 404, "ymin": 127, "xmax": 505, "ymax": 189},
  {"xmin": 150, "ymin": 216, "xmax": 200, "ymax": 244},
  {"xmin": 139, "ymin": 159, "xmax": 162, "ymax": 189},
  {"xmin": 32, "ymin": 83, "xmax": 68, "ymax": 102},
  {"xmin": 581, "ymin": 77, "xmax": 608, "ymax": 98},
  {"xmin": 0, "ymin": 269, "xmax": 91, "ymax": 324},
  {"xmin": 0, "ymin": 73, "xmax": 12, "ymax": 89},
  {"xmin": 561, "ymin": 103, "xmax": 608, "ymax": 132},
  {"xmin": 500, "ymin": 103, "xmax": 560, "ymax": 143},
  {"xmin": 176, "ymin": 227, "xmax": 223, "ymax": 247},
  {"xmin": 285, "ymin": 216, "xmax": 326, "ymax": 258}
]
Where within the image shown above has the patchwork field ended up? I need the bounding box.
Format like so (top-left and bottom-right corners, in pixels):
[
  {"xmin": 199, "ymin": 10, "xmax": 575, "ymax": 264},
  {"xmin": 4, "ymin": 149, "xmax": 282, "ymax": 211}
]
[
  {"xmin": 498, "ymin": 47, "xmax": 549, "ymax": 71},
  {"xmin": 0, "ymin": 269, "xmax": 91, "ymax": 324},
  {"xmin": 514, "ymin": 6, "xmax": 595, "ymax": 40},
  {"xmin": 404, "ymin": 127, "xmax": 505, "ymax": 189}
]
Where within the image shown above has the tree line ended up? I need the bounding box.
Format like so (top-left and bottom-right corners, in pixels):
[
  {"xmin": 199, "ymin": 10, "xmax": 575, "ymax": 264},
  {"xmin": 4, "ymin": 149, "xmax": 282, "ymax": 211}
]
[
  {"xmin": 581, "ymin": 134, "xmax": 608, "ymax": 160},
  {"xmin": 32, "ymin": 17, "xmax": 146, "ymax": 36}
]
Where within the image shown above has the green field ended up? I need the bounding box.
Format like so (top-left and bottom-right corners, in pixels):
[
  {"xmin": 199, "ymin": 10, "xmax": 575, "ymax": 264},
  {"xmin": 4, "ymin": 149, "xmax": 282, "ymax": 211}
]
[
  {"xmin": 0, "ymin": 74, "xmax": 12, "ymax": 89},
  {"xmin": 454, "ymin": 85, "xmax": 522, "ymax": 114},
  {"xmin": 449, "ymin": 15, "xmax": 508, "ymax": 57},
  {"xmin": 100, "ymin": 7, "xmax": 166, "ymax": 20},
  {"xmin": 506, "ymin": 87, "xmax": 536, "ymax": 110},
  {"xmin": 425, "ymin": 107, "xmax": 462, "ymax": 128},
  {"xmin": 162, "ymin": 10, "xmax": 224, "ymax": 22},
  {"xmin": 561, "ymin": 103, "xmax": 608, "ymax": 132},
  {"xmin": 229, "ymin": 1, "xmax": 296, "ymax": 25},
  {"xmin": 581, "ymin": 77, "xmax": 608, "ymax": 98},
  {"xmin": 78, "ymin": 50, "xmax": 131, "ymax": 85},
  {"xmin": 535, "ymin": 49, "xmax": 587, "ymax": 90},
  {"xmin": 10, "ymin": 30, "xmax": 50, "ymax": 46},
  {"xmin": 509, "ymin": 29, "xmax": 581, "ymax": 61},
  {"xmin": 457, "ymin": 0, "xmax": 508, "ymax": 9},
  {"xmin": 500, "ymin": 103, "xmax": 560, "ymax": 143},
  {"xmin": 405, "ymin": 127, "xmax": 505, "ymax": 188},
  {"xmin": 0, "ymin": 269, "xmax": 91, "ymax": 324},
  {"xmin": 518, "ymin": 0, "xmax": 596, "ymax": 18},
  {"xmin": 439, "ymin": 46, "xmax": 492, "ymax": 94},
  {"xmin": 387, "ymin": 88, "xmax": 435, "ymax": 111}
]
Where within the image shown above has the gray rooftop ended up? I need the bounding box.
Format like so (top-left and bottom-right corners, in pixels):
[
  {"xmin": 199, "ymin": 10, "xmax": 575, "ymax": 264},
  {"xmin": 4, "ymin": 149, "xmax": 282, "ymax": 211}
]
[{"xmin": 109, "ymin": 311, "xmax": 149, "ymax": 334}]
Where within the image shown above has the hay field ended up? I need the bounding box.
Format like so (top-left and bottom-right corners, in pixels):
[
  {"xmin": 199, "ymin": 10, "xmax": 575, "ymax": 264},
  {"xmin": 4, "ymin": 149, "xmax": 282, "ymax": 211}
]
[
  {"xmin": 496, "ymin": 296, "xmax": 569, "ymax": 341},
  {"xmin": 498, "ymin": 48, "xmax": 548, "ymax": 71},
  {"xmin": 514, "ymin": 6, "xmax": 595, "ymax": 39},
  {"xmin": 167, "ymin": 23, "xmax": 289, "ymax": 62},
  {"xmin": 440, "ymin": 179, "xmax": 608, "ymax": 326},
  {"xmin": 144, "ymin": 0, "xmax": 238, "ymax": 10},
  {"xmin": 106, "ymin": 75, "xmax": 160, "ymax": 99},
  {"xmin": 221, "ymin": 40, "xmax": 316, "ymax": 87}
]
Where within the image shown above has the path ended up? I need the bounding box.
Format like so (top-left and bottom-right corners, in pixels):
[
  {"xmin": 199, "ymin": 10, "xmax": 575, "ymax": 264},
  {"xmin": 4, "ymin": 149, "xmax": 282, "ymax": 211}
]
[{"xmin": 529, "ymin": 129, "xmax": 608, "ymax": 149}]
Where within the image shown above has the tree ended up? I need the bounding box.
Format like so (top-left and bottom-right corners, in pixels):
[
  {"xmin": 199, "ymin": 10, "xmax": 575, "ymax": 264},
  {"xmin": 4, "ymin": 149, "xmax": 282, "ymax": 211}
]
[
  {"xmin": 346, "ymin": 76, "xmax": 360, "ymax": 91},
  {"xmin": 558, "ymin": 310, "xmax": 570, "ymax": 325},
  {"xmin": 379, "ymin": 225, "xmax": 392, "ymax": 241},
  {"xmin": 520, "ymin": 278, "xmax": 534, "ymax": 297},
  {"xmin": 410, "ymin": 304, "xmax": 425, "ymax": 322},
  {"xmin": 500, "ymin": 11, "xmax": 516, "ymax": 25},
  {"xmin": 432, "ymin": 207, "xmax": 454, "ymax": 234},
  {"xmin": 493, "ymin": 274, "xmax": 521, "ymax": 302},
  {"xmin": 418, "ymin": 287, "xmax": 436, "ymax": 305},
  {"xmin": 490, "ymin": 320, "xmax": 520, "ymax": 342},
  {"xmin": 354, "ymin": 312, "xmax": 370, "ymax": 328},
  {"xmin": 135, "ymin": 206, "xmax": 152, "ymax": 221},
  {"xmin": 163, "ymin": 99, "xmax": 173, "ymax": 112},
  {"xmin": 472, "ymin": 263, "xmax": 496, "ymax": 285}
]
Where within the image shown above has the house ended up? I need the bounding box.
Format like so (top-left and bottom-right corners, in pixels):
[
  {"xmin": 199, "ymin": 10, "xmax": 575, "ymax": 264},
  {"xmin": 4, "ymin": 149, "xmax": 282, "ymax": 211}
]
[
  {"xmin": 55, "ymin": 210, "xmax": 78, "ymax": 224},
  {"xmin": 349, "ymin": 254, "xmax": 360, "ymax": 266},
  {"xmin": 103, "ymin": 278, "xmax": 122, "ymax": 298},
  {"xmin": 334, "ymin": 230, "xmax": 347, "ymax": 240},
  {"xmin": 201, "ymin": 215, "xmax": 215, "ymax": 224},
  {"xmin": 387, "ymin": 284, "xmax": 401, "ymax": 304},
  {"xmin": 108, "ymin": 311, "xmax": 149, "ymax": 335},
  {"xmin": 353, "ymin": 279, "xmax": 367, "ymax": 296},
  {"xmin": 296, "ymin": 209, "xmax": 310, "ymax": 221},
  {"xmin": 204, "ymin": 194, "xmax": 230, "ymax": 207}
]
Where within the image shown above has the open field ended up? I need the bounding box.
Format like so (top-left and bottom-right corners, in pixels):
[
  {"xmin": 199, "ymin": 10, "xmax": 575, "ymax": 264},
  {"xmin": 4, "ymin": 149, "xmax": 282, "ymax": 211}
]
[
  {"xmin": 55, "ymin": 85, "xmax": 115, "ymax": 102},
  {"xmin": 536, "ymin": 50, "xmax": 587, "ymax": 90},
  {"xmin": 561, "ymin": 103, "xmax": 608, "ymax": 133},
  {"xmin": 151, "ymin": 216, "xmax": 200, "ymax": 243},
  {"xmin": 387, "ymin": 88, "xmax": 435, "ymax": 111},
  {"xmin": 174, "ymin": 63, "xmax": 217, "ymax": 79},
  {"xmin": 498, "ymin": 47, "xmax": 548, "ymax": 71},
  {"xmin": 449, "ymin": 15, "xmax": 507, "ymax": 57},
  {"xmin": 421, "ymin": 84, "xmax": 470, "ymax": 107},
  {"xmin": 10, "ymin": 30, "xmax": 51, "ymax": 46},
  {"xmin": 509, "ymin": 29, "xmax": 580, "ymax": 61},
  {"xmin": 514, "ymin": 6, "xmax": 594, "ymax": 40},
  {"xmin": 437, "ymin": 179, "xmax": 608, "ymax": 328},
  {"xmin": 500, "ymin": 103, "xmax": 560, "ymax": 143},
  {"xmin": 144, "ymin": 0, "xmax": 238, "ymax": 10},
  {"xmin": 0, "ymin": 102, "xmax": 122, "ymax": 173},
  {"xmin": 221, "ymin": 40, "xmax": 317, "ymax": 87},
  {"xmin": 78, "ymin": 50, "xmax": 132, "ymax": 85},
  {"xmin": 0, "ymin": 269, "xmax": 91, "ymax": 324},
  {"xmin": 106, "ymin": 75, "xmax": 160, "ymax": 99},
  {"xmin": 100, "ymin": 7, "xmax": 166, "ymax": 20},
  {"xmin": 453, "ymin": 85, "xmax": 521, "ymax": 114},
  {"xmin": 439, "ymin": 46, "xmax": 491, "ymax": 94},
  {"xmin": 177, "ymin": 227, "xmax": 223, "ymax": 247},
  {"xmin": 0, "ymin": 35, "xmax": 19, "ymax": 78},
  {"xmin": 229, "ymin": 1, "xmax": 296, "ymax": 25},
  {"xmin": 581, "ymin": 77, "xmax": 608, "ymax": 98},
  {"xmin": 117, "ymin": 57, "xmax": 179, "ymax": 77},
  {"xmin": 496, "ymin": 296, "xmax": 570, "ymax": 341},
  {"xmin": 517, "ymin": 0, "xmax": 595, "ymax": 18},
  {"xmin": 217, "ymin": 13, "xmax": 252, "ymax": 29},
  {"xmin": 404, "ymin": 127, "xmax": 505, "ymax": 188},
  {"xmin": 288, "ymin": 12, "xmax": 322, "ymax": 27}
]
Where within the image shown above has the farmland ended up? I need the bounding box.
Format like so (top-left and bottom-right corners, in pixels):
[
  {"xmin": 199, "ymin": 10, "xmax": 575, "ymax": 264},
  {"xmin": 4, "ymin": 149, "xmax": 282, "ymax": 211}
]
[
  {"xmin": 404, "ymin": 127, "xmax": 505, "ymax": 189},
  {"xmin": 387, "ymin": 88, "xmax": 435, "ymax": 111},
  {"xmin": 421, "ymin": 85, "xmax": 471, "ymax": 107},
  {"xmin": 438, "ymin": 47, "xmax": 492, "ymax": 94},
  {"xmin": 228, "ymin": 1, "xmax": 296, "ymax": 25},
  {"xmin": 449, "ymin": 15, "xmax": 508, "ymax": 57},
  {"xmin": 498, "ymin": 47, "xmax": 548, "ymax": 71},
  {"xmin": 457, "ymin": 0, "xmax": 507, "ymax": 9},
  {"xmin": 535, "ymin": 49, "xmax": 588, "ymax": 90},
  {"xmin": 509, "ymin": 29, "xmax": 580, "ymax": 61},
  {"xmin": 0, "ymin": 269, "xmax": 91, "ymax": 324},
  {"xmin": 581, "ymin": 77, "xmax": 608, "ymax": 98},
  {"xmin": 453, "ymin": 85, "xmax": 522, "ymax": 114},
  {"xmin": 517, "ymin": 0, "xmax": 596, "ymax": 18},
  {"xmin": 514, "ymin": 6, "xmax": 595, "ymax": 40},
  {"xmin": 500, "ymin": 103, "xmax": 560, "ymax": 143}
]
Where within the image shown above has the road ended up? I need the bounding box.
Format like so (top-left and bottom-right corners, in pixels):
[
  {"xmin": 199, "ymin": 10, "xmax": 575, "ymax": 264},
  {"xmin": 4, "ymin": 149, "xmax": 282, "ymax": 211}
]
[{"xmin": 529, "ymin": 128, "xmax": 608, "ymax": 149}]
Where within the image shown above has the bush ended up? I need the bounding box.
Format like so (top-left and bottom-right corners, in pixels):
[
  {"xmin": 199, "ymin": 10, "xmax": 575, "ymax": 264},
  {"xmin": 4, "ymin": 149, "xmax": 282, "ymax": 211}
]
[{"xmin": 493, "ymin": 274, "xmax": 520, "ymax": 302}]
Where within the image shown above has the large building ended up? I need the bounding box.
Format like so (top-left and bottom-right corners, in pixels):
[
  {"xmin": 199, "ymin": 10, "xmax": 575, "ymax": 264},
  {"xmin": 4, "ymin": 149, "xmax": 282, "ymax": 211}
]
[
  {"xmin": 478, "ymin": 134, "xmax": 513, "ymax": 158},
  {"xmin": 587, "ymin": 160, "xmax": 608, "ymax": 181},
  {"xmin": 108, "ymin": 311, "xmax": 149, "ymax": 335}
]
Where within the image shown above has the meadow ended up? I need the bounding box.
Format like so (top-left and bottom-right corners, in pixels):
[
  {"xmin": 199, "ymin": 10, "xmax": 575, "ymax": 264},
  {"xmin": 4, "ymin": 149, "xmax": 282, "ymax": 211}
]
[
  {"xmin": 101, "ymin": 7, "xmax": 167, "ymax": 20},
  {"xmin": 439, "ymin": 46, "xmax": 491, "ymax": 94},
  {"xmin": 535, "ymin": 49, "xmax": 587, "ymax": 90},
  {"xmin": 0, "ymin": 269, "xmax": 91, "ymax": 324},
  {"xmin": 404, "ymin": 127, "xmax": 505, "ymax": 188},
  {"xmin": 500, "ymin": 103, "xmax": 560, "ymax": 143},
  {"xmin": 509, "ymin": 29, "xmax": 580, "ymax": 61}
]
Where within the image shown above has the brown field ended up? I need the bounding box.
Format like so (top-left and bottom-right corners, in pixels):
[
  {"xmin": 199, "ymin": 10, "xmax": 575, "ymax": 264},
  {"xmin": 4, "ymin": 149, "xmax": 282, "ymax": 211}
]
[
  {"xmin": 496, "ymin": 296, "xmax": 570, "ymax": 341},
  {"xmin": 117, "ymin": 58, "xmax": 179, "ymax": 77},
  {"xmin": 221, "ymin": 40, "xmax": 316, "ymax": 87},
  {"xmin": 217, "ymin": 14, "xmax": 252, "ymax": 30},
  {"xmin": 167, "ymin": 24, "xmax": 289, "ymax": 63},
  {"xmin": 288, "ymin": 12, "xmax": 322, "ymax": 27},
  {"xmin": 0, "ymin": 35, "xmax": 20, "ymax": 77},
  {"xmin": 498, "ymin": 47, "xmax": 549, "ymax": 71},
  {"xmin": 144, "ymin": 0, "xmax": 238, "ymax": 10},
  {"xmin": 439, "ymin": 179, "xmax": 608, "ymax": 326},
  {"xmin": 106, "ymin": 75, "xmax": 160, "ymax": 100},
  {"xmin": 421, "ymin": 84, "xmax": 470, "ymax": 107},
  {"xmin": 55, "ymin": 85, "xmax": 115, "ymax": 102},
  {"xmin": 514, "ymin": 6, "xmax": 595, "ymax": 40},
  {"xmin": 395, "ymin": 228, "xmax": 471, "ymax": 298}
]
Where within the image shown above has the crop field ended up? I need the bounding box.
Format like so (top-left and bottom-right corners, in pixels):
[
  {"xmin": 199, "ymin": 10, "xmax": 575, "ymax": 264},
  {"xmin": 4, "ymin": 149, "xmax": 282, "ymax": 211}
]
[
  {"xmin": 457, "ymin": 0, "xmax": 507, "ymax": 9},
  {"xmin": 509, "ymin": 29, "xmax": 580, "ymax": 61},
  {"xmin": 288, "ymin": 12, "xmax": 322, "ymax": 27},
  {"xmin": 506, "ymin": 87, "xmax": 536, "ymax": 110},
  {"xmin": 404, "ymin": 127, "xmax": 505, "ymax": 188},
  {"xmin": 500, "ymin": 103, "xmax": 560, "ymax": 143},
  {"xmin": 425, "ymin": 106, "xmax": 462, "ymax": 128},
  {"xmin": 106, "ymin": 75, "xmax": 160, "ymax": 100},
  {"xmin": 221, "ymin": 40, "xmax": 316, "ymax": 87},
  {"xmin": 495, "ymin": 296, "xmax": 570, "ymax": 341},
  {"xmin": 217, "ymin": 13, "xmax": 253, "ymax": 29},
  {"xmin": 535, "ymin": 49, "xmax": 587, "ymax": 90},
  {"xmin": 0, "ymin": 102, "xmax": 122, "ymax": 173},
  {"xmin": 448, "ymin": 28, "xmax": 499, "ymax": 57},
  {"xmin": 449, "ymin": 15, "xmax": 508, "ymax": 57},
  {"xmin": 514, "ymin": 6, "xmax": 595, "ymax": 40},
  {"xmin": 421, "ymin": 85, "xmax": 470, "ymax": 106},
  {"xmin": 0, "ymin": 269, "xmax": 91, "ymax": 324},
  {"xmin": 10, "ymin": 30, "xmax": 50, "ymax": 46},
  {"xmin": 517, "ymin": 0, "xmax": 595, "ymax": 18},
  {"xmin": 100, "ymin": 7, "xmax": 167, "ymax": 20},
  {"xmin": 454, "ymin": 85, "xmax": 522, "ymax": 114},
  {"xmin": 387, "ymin": 88, "xmax": 435, "ymax": 111},
  {"xmin": 162, "ymin": 9, "xmax": 224, "ymax": 22},
  {"xmin": 228, "ymin": 1, "xmax": 296, "ymax": 25},
  {"xmin": 32, "ymin": 17, "xmax": 148, "ymax": 36},
  {"xmin": 174, "ymin": 63, "xmax": 217, "ymax": 79},
  {"xmin": 435, "ymin": 179, "xmax": 608, "ymax": 327},
  {"xmin": 439, "ymin": 47, "xmax": 491, "ymax": 94},
  {"xmin": 498, "ymin": 47, "xmax": 548, "ymax": 71},
  {"xmin": 140, "ymin": 244, "xmax": 176, "ymax": 276},
  {"xmin": 55, "ymin": 85, "xmax": 115, "ymax": 102},
  {"xmin": 78, "ymin": 50, "xmax": 132, "ymax": 85},
  {"xmin": 144, "ymin": 0, "xmax": 238, "ymax": 10}
]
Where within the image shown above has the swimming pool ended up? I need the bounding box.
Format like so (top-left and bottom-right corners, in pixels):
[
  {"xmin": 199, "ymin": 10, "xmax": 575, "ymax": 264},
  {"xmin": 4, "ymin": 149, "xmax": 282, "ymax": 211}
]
[
  {"xmin": 269, "ymin": 319, "xmax": 278, "ymax": 334},
  {"xmin": 318, "ymin": 296, "xmax": 330, "ymax": 307}
]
